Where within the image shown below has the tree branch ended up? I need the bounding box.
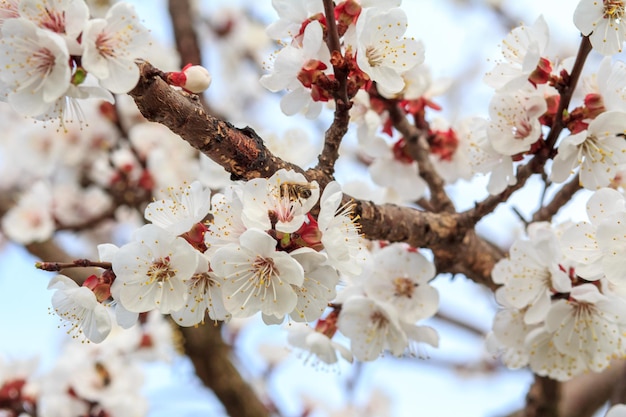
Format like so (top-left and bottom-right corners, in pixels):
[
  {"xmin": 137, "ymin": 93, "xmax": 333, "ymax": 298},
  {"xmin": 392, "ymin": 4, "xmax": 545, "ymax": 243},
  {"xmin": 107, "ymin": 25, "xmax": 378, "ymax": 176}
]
[
  {"xmin": 531, "ymin": 174, "xmax": 581, "ymax": 223},
  {"xmin": 524, "ymin": 376, "xmax": 561, "ymax": 417},
  {"xmin": 167, "ymin": 0, "xmax": 202, "ymax": 66},
  {"xmin": 128, "ymin": 62, "xmax": 503, "ymax": 287},
  {"xmin": 387, "ymin": 103, "xmax": 455, "ymax": 213},
  {"xmin": 179, "ymin": 324, "xmax": 270, "ymax": 417},
  {"xmin": 129, "ymin": 62, "xmax": 301, "ymax": 180},
  {"xmin": 316, "ymin": 0, "xmax": 352, "ymax": 177}
]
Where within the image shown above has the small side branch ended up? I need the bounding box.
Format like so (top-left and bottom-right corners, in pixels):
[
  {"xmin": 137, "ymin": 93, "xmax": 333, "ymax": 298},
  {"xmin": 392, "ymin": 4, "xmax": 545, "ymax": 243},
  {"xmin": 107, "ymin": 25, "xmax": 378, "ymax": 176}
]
[
  {"xmin": 36, "ymin": 259, "xmax": 112, "ymax": 272},
  {"xmin": 387, "ymin": 104, "xmax": 455, "ymax": 213},
  {"xmin": 524, "ymin": 376, "xmax": 561, "ymax": 417},
  {"xmin": 544, "ymin": 36, "xmax": 592, "ymax": 150},
  {"xmin": 168, "ymin": 0, "xmax": 202, "ymax": 66},
  {"xmin": 531, "ymin": 174, "xmax": 581, "ymax": 223},
  {"xmin": 316, "ymin": 0, "xmax": 352, "ymax": 176},
  {"xmin": 460, "ymin": 158, "xmax": 541, "ymax": 224}
]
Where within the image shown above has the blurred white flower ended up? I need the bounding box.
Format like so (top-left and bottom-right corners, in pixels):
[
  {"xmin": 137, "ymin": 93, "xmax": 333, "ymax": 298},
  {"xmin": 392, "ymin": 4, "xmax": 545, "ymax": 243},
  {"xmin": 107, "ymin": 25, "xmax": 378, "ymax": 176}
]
[
  {"xmin": 2, "ymin": 181, "xmax": 55, "ymax": 244},
  {"xmin": 82, "ymin": 2, "xmax": 151, "ymax": 93}
]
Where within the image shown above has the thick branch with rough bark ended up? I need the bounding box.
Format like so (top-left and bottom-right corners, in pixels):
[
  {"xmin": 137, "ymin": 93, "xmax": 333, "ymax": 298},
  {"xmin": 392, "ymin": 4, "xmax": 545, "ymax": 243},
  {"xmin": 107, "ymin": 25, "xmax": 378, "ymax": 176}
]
[
  {"xmin": 129, "ymin": 62, "xmax": 300, "ymax": 181},
  {"xmin": 128, "ymin": 62, "xmax": 502, "ymax": 287},
  {"xmin": 180, "ymin": 325, "xmax": 269, "ymax": 417}
]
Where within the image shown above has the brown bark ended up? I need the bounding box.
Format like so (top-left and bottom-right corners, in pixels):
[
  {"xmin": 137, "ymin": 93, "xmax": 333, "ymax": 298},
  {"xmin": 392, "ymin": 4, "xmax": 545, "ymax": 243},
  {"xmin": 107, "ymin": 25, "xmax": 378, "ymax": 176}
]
[
  {"xmin": 128, "ymin": 61, "xmax": 500, "ymax": 289},
  {"xmin": 179, "ymin": 325, "xmax": 269, "ymax": 417}
]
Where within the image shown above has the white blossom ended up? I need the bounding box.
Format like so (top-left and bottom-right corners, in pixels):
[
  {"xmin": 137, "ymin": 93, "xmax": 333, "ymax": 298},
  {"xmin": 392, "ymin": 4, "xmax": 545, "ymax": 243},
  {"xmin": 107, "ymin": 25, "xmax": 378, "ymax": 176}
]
[
  {"xmin": 111, "ymin": 224, "xmax": 198, "ymax": 314},
  {"xmin": 364, "ymin": 243, "xmax": 438, "ymax": 321},
  {"xmin": 317, "ymin": 181, "xmax": 364, "ymax": 276},
  {"xmin": 486, "ymin": 89, "xmax": 547, "ymax": 156},
  {"xmin": 170, "ymin": 253, "xmax": 230, "ymax": 326},
  {"xmin": 484, "ymin": 15, "xmax": 551, "ymax": 91},
  {"xmin": 18, "ymin": 0, "xmax": 89, "ymax": 55},
  {"xmin": 575, "ymin": 0, "xmax": 626, "ymax": 55},
  {"xmin": 551, "ymin": 110, "xmax": 626, "ymax": 190},
  {"xmin": 48, "ymin": 274, "xmax": 112, "ymax": 343},
  {"xmin": 81, "ymin": 2, "xmax": 151, "ymax": 94},
  {"xmin": 144, "ymin": 181, "xmax": 211, "ymax": 236},
  {"xmin": 289, "ymin": 248, "xmax": 339, "ymax": 322},
  {"xmin": 0, "ymin": 17, "xmax": 70, "ymax": 117},
  {"xmin": 350, "ymin": 7, "xmax": 424, "ymax": 94},
  {"xmin": 260, "ymin": 20, "xmax": 330, "ymax": 118},
  {"xmin": 544, "ymin": 284, "xmax": 626, "ymax": 372},
  {"xmin": 287, "ymin": 322, "xmax": 353, "ymax": 365},
  {"xmin": 211, "ymin": 228, "xmax": 304, "ymax": 318}
]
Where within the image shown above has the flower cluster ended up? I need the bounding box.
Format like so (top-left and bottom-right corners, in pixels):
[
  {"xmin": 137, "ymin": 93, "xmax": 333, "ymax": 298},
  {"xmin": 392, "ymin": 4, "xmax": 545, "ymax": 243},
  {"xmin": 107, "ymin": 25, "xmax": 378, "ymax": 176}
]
[
  {"xmin": 464, "ymin": 9, "xmax": 626, "ymax": 194},
  {"xmin": 289, "ymin": 241, "xmax": 440, "ymax": 364},
  {"xmin": 46, "ymin": 169, "xmax": 440, "ymax": 365},
  {"xmin": 260, "ymin": 1, "xmax": 474, "ymax": 202},
  {"xmin": 0, "ymin": 311, "xmax": 172, "ymax": 417},
  {"xmin": 47, "ymin": 171, "xmax": 356, "ymax": 335},
  {"xmin": 0, "ymin": 0, "xmax": 151, "ymax": 122},
  {"xmin": 488, "ymin": 205, "xmax": 626, "ymax": 381}
]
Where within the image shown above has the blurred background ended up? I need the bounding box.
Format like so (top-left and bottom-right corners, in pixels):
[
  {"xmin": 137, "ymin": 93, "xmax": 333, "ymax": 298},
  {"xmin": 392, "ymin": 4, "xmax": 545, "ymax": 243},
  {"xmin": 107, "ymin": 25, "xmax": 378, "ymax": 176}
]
[{"xmin": 0, "ymin": 0, "xmax": 606, "ymax": 416}]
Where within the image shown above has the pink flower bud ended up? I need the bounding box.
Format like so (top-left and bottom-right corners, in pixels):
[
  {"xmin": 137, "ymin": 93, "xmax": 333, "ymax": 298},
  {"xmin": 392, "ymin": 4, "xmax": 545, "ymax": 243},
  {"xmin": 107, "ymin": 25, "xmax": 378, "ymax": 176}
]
[
  {"xmin": 182, "ymin": 65, "xmax": 212, "ymax": 93},
  {"xmin": 167, "ymin": 64, "xmax": 212, "ymax": 94}
]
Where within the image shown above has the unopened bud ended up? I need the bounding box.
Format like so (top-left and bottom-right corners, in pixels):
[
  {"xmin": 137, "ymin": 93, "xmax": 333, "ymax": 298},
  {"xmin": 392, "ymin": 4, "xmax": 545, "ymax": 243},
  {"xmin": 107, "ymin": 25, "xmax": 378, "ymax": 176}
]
[{"xmin": 166, "ymin": 64, "xmax": 212, "ymax": 94}]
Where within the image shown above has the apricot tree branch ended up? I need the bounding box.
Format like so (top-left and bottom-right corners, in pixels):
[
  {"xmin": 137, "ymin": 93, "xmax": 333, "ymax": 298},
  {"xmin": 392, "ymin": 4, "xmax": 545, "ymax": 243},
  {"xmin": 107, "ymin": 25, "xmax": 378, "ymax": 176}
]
[
  {"xmin": 168, "ymin": 0, "xmax": 202, "ymax": 66},
  {"xmin": 128, "ymin": 61, "xmax": 502, "ymax": 287},
  {"xmin": 316, "ymin": 0, "xmax": 352, "ymax": 177},
  {"xmin": 387, "ymin": 103, "xmax": 455, "ymax": 213},
  {"xmin": 531, "ymin": 173, "xmax": 581, "ymax": 223},
  {"xmin": 179, "ymin": 325, "xmax": 271, "ymax": 417},
  {"xmin": 524, "ymin": 376, "xmax": 561, "ymax": 417},
  {"xmin": 129, "ymin": 62, "xmax": 301, "ymax": 180}
]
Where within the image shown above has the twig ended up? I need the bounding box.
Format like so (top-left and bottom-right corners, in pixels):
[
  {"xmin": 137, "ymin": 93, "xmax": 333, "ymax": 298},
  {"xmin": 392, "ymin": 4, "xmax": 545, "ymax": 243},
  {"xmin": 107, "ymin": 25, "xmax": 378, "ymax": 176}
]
[
  {"xmin": 531, "ymin": 173, "xmax": 581, "ymax": 223},
  {"xmin": 55, "ymin": 207, "xmax": 117, "ymax": 233},
  {"xmin": 544, "ymin": 36, "xmax": 592, "ymax": 150},
  {"xmin": 35, "ymin": 259, "xmax": 112, "ymax": 271},
  {"xmin": 460, "ymin": 158, "xmax": 541, "ymax": 224},
  {"xmin": 524, "ymin": 375, "xmax": 560, "ymax": 417},
  {"xmin": 460, "ymin": 35, "xmax": 593, "ymax": 224},
  {"xmin": 436, "ymin": 310, "xmax": 485, "ymax": 337},
  {"xmin": 167, "ymin": 0, "xmax": 202, "ymax": 66},
  {"xmin": 387, "ymin": 104, "xmax": 455, "ymax": 213},
  {"xmin": 316, "ymin": 0, "xmax": 351, "ymax": 177},
  {"xmin": 322, "ymin": 0, "xmax": 341, "ymax": 62}
]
